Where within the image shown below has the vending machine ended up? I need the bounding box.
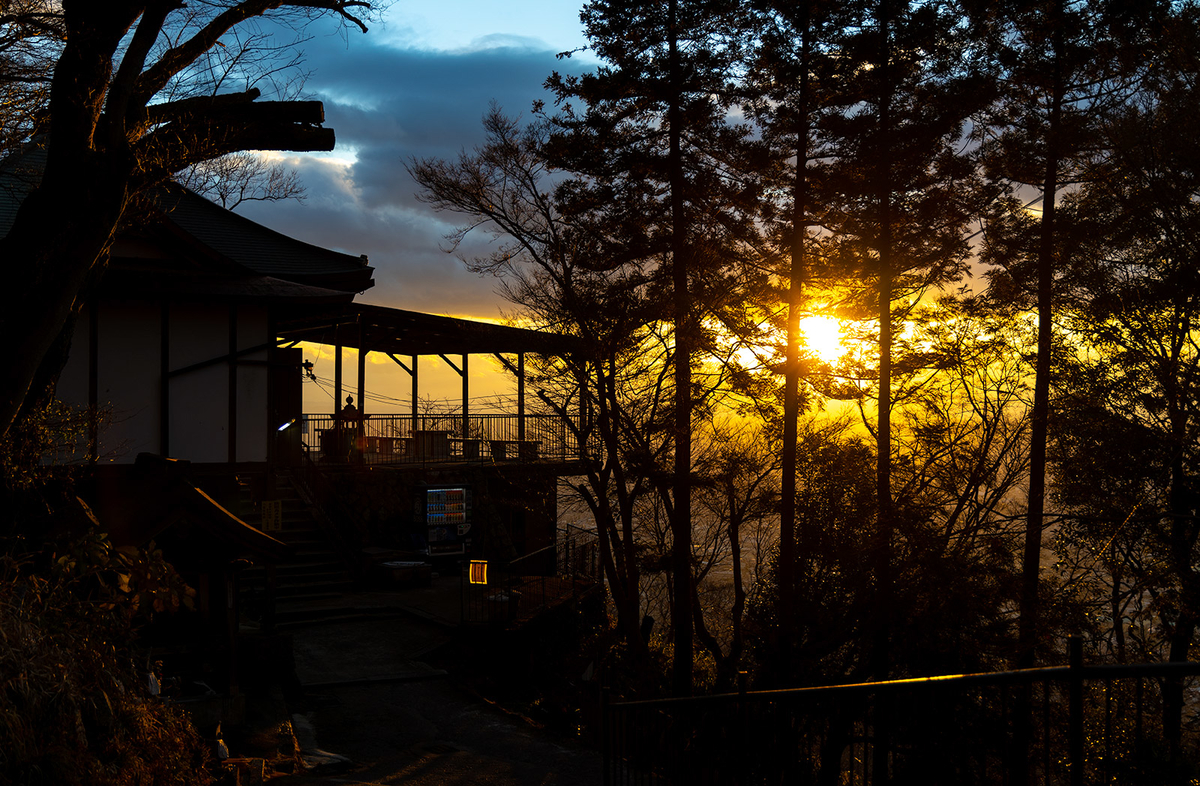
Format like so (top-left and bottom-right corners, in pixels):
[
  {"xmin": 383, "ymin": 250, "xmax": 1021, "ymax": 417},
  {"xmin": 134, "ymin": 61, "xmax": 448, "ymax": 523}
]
[{"xmin": 419, "ymin": 485, "xmax": 471, "ymax": 556}]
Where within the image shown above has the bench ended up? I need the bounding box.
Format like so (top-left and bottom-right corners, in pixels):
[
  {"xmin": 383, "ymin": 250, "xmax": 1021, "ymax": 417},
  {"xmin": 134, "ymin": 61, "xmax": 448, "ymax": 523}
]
[
  {"xmin": 488, "ymin": 439, "xmax": 541, "ymax": 461},
  {"xmin": 449, "ymin": 437, "xmax": 482, "ymax": 460}
]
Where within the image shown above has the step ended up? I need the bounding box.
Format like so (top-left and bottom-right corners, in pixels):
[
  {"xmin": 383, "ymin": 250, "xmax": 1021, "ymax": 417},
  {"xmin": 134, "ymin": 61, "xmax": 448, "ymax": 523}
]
[
  {"xmin": 289, "ymin": 547, "xmax": 344, "ymax": 561},
  {"xmin": 274, "ymin": 590, "xmax": 352, "ymax": 607},
  {"xmin": 242, "ymin": 561, "xmax": 348, "ymax": 581},
  {"xmin": 275, "ymin": 581, "xmax": 355, "ymax": 599},
  {"xmin": 275, "ymin": 609, "xmax": 412, "ymax": 631},
  {"xmin": 273, "ymin": 529, "xmax": 323, "ymax": 543}
]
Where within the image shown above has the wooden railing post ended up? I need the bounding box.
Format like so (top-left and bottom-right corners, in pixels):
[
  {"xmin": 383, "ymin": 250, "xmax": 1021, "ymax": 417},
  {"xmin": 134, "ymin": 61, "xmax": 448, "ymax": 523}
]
[
  {"xmin": 1069, "ymin": 635, "xmax": 1084, "ymax": 786},
  {"xmin": 600, "ymin": 687, "xmax": 611, "ymax": 786},
  {"xmin": 738, "ymin": 670, "xmax": 748, "ymax": 784}
]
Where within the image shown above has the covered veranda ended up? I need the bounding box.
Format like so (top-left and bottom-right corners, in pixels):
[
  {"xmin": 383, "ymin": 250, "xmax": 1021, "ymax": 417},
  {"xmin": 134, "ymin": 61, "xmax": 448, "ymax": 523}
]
[{"xmin": 275, "ymin": 303, "xmax": 586, "ymax": 465}]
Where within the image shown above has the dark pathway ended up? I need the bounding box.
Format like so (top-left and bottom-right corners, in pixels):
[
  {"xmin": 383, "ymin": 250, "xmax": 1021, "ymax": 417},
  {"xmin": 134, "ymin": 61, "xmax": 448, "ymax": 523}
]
[{"xmin": 274, "ymin": 614, "xmax": 603, "ymax": 786}]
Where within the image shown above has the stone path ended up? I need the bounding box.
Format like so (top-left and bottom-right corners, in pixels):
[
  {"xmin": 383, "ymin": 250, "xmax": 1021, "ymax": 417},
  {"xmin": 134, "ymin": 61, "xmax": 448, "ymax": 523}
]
[{"xmin": 274, "ymin": 616, "xmax": 603, "ymax": 786}]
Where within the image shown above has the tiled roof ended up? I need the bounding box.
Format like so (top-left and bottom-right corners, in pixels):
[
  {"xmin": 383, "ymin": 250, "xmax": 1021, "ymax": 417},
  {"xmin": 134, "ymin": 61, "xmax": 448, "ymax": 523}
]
[
  {"xmin": 0, "ymin": 145, "xmax": 374, "ymax": 295},
  {"xmin": 153, "ymin": 185, "xmax": 374, "ymax": 293}
]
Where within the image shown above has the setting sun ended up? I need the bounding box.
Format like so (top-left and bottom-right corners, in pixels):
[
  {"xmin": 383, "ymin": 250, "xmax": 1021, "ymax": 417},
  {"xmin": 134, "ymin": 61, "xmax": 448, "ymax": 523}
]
[{"xmin": 800, "ymin": 315, "xmax": 846, "ymax": 364}]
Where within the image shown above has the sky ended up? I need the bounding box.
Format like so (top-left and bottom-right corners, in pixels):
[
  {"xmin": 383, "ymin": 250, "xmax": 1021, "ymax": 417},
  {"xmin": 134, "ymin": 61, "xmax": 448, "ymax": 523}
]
[
  {"xmin": 233, "ymin": 2, "xmax": 594, "ymax": 411},
  {"xmin": 239, "ymin": 1, "xmax": 592, "ymax": 320}
]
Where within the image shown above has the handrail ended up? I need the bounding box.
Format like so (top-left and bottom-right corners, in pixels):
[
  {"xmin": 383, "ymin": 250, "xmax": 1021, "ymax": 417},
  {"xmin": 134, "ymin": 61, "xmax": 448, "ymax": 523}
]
[
  {"xmin": 602, "ymin": 637, "xmax": 1200, "ymax": 786},
  {"xmin": 610, "ymin": 659, "xmax": 1200, "ymax": 709},
  {"xmin": 299, "ymin": 411, "xmax": 600, "ymax": 465}
]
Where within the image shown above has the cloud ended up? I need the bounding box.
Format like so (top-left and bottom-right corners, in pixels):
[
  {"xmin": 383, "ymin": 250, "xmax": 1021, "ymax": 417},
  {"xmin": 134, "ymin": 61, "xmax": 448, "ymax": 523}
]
[{"xmin": 238, "ymin": 35, "xmax": 589, "ymax": 319}]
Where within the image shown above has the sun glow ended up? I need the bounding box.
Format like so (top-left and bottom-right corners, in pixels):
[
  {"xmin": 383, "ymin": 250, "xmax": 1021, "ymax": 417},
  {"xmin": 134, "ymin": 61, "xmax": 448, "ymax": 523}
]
[{"xmin": 800, "ymin": 315, "xmax": 846, "ymax": 364}]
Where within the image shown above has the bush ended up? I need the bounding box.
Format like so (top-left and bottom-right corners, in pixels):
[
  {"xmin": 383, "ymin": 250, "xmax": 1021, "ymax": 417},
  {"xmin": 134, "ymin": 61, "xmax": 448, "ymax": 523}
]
[{"xmin": 0, "ymin": 532, "xmax": 211, "ymax": 786}]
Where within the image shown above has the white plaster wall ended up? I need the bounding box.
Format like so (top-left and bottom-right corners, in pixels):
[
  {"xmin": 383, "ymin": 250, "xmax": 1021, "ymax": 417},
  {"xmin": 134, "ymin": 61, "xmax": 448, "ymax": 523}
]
[
  {"xmin": 56, "ymin": 308, "xmax": 90, "ymax": 410},
  {"xmin": 236, "ymin": 307, "xmax": 268, "ymax": 462},
  {"xmin": 95, "ymin": 299, "xmax": 160, "ymax": 461},
  {"xmin": 56, "ymin": 298, "xmax": 279, "ymax": 466},
  {"xmin": 169, "ymin": 303, "xmax": 230, "ymax": 464}
]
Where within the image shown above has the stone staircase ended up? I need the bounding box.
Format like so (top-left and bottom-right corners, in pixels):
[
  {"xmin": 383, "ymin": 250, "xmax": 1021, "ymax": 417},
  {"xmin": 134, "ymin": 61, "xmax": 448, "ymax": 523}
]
[{"xmin": 240, "ymin": 470, "xmax": 358, "ymax": 629}]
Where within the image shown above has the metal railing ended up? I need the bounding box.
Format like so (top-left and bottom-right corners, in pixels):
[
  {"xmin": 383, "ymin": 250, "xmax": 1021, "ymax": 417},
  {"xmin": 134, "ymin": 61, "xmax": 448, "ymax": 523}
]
[
  {"xmin": 603, "ymin": 638, "xmax": 1200, "ymax": 786},
  {"xmin": 461, "ymin": 526, "xmax": 601, "ymax": 626},
  {"xmin": 298, "ymin": 412, "xmax": 598, "ymax": 465}
]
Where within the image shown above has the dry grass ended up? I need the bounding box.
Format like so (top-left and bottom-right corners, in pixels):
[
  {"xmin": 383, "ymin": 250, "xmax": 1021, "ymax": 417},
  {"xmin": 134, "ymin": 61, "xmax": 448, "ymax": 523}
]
[{"xmin": 0, "ymin": 537, "xmax": 213, "ymax": 786}]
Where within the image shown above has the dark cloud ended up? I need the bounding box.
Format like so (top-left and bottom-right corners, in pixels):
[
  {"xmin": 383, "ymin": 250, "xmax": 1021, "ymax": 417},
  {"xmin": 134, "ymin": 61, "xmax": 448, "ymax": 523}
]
[{"xmin": 237, "ymin": 35, "xmax": 590, "ymax": 318}]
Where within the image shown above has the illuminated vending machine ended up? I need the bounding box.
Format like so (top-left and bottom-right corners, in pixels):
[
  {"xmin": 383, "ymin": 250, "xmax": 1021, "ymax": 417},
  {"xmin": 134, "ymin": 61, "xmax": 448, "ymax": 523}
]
[{"xmin": 420, "ymin": 485, "xmax": 471, "ymax": 556}]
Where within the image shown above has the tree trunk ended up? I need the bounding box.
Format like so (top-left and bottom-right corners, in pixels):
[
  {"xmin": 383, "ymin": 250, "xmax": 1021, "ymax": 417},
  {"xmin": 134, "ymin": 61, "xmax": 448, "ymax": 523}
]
[
  {"xmin": 778, "ymin": 3, "xmax": 812, "ymax": 686},
  {"xmin": 667, "ymin": 0, "xmax": 694, "ymax": 698},
  {"xmin": 1163, "ymin": 416, "xmax": 1196, "ymax": 755},
  {"xmin": 1017, "ymin": 0, "xmax": 1065, "ymax": 675},
  {"xmin": 873, "ymin": 3, "xmax": 894, "ymax": 781},
  {"xmin": 0, "ymin": 8, "xmax": 133, "ymax": 439},
  {"xmin": 872, "ymin": 0, "xmax": 894, "ymax": 687},
  {"xmin": 0, "ymin": 170, "xmax": 128, "ymax": 438}
]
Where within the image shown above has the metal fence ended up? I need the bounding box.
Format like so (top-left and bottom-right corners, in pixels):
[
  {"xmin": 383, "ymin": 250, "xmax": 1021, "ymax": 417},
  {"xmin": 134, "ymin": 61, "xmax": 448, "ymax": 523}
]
[
  {"xmin": 461, "ymin": 526, "xmax": 601, "ymax": 626},
  {"xmin": 603, "ymin": 638, "xmax": 1200, "ymax": 786},
  {"xmin": 298, "ymin": 412, "xmax": 598, "ymax": 465}
]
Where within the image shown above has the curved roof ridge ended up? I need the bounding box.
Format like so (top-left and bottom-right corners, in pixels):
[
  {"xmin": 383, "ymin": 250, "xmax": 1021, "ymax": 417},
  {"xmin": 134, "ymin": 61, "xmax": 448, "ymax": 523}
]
[{"xmin": 153, "ymin": 182, "xmax": 374, "ymax": 293}]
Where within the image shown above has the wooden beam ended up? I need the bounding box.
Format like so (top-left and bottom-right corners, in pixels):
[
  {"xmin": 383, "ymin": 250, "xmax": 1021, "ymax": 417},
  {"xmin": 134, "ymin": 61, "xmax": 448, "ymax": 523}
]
[
  {"xmin": 492, "ymin": 352, "xmax": 518, "ymax": 376},
  {"xmin": 166, "ymin": 340, "xmax": 276, "ymax": 378},
  {"xmin": 387, "ymin": 353, "xmax": 413, "ymax": 374}
]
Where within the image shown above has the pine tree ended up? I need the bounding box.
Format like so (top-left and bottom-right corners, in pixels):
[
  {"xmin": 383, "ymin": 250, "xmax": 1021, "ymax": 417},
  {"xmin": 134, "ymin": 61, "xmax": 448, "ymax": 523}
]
[
  {"xmin": 818, "ymin": 0, "xmax": 985, "ymax": 686},
  {"xmin": 972, "ymin": 0, "xmax": 1164, "ymax": 670},
  {"xmin": 544, "ymin": 0, "xmax": 764, "ymax": 696},
  {"xmin": 1052, "ymin": 10, "xmax": 1200, "ymax": 750}
]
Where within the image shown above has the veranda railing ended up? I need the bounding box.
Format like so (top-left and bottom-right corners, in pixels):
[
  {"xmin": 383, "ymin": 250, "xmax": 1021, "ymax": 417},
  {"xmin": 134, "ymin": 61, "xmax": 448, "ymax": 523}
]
[
  {"xmin": 603, "ymin": 637, "xmax": 1200, "ymax": 786},
  {"xmin": 299, "ymin": 412, "xmax": 597, "ymax": 465}
]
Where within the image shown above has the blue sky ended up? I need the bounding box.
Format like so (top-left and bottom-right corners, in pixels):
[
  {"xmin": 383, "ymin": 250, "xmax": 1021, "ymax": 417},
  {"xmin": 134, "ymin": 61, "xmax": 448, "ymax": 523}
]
[{"xmin": 238, "ymin": 2, "xmax": 593, "ymax": 320}]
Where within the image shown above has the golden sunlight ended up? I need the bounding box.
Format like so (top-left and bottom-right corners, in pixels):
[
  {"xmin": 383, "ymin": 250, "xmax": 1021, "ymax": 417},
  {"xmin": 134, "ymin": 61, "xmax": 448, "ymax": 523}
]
[{"xmin": 800, "ymin": 315, "xmax": 846, "ymax": 364}]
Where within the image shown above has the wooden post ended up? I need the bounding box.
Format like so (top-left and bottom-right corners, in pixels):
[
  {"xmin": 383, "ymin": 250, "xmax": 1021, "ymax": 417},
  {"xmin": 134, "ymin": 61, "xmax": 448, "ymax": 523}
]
[
  {"xmin": 334, "ymin": 323, "xmax": 343, "ymax": 411},
  {"xmin": 518, "ymin": 352, "xmax": 526, "ymax": 442},
  {"xmin": 357, "ymin": 320, "xmax": 367, "ymax": 443},
  {"xmin": 1069, "ymin": 635, "xmax": 1084, "ymax": 786},
  {"xmin": 265, "ymin": 310, "xmax": 276, "ymax": 483},
  {"xmin": 228, "ymin": 305, "xmax": 238, "ymax": 464},
  {"xmin": 88, "ymin": 302, "xmax": 98, "ymax": 463},
  {"xmin": 462, "ymin": 354, "xmax": 469, "ymax": 440},
  {"xmin": 159, "ymin": 301, "xmax": 170, "ymax": 456},
  {"xmin": 225, "ymin": 571, "xmax": 239, "ymax": 697},
  {"xmin": 262, "ymin": 562, "xmax": 277, "ymax": 633},
  {"xmin": 411, "ymin": 355, "xmax": 419, "ymax": 434}
]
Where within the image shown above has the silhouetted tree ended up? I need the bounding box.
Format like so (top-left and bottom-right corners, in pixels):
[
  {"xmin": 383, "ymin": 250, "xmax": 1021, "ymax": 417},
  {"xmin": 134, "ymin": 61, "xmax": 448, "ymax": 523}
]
[
  {"xmin": 817, "ymin": 0, "xmax": 985, "ymax": 687},
  {"xmin": 971, "ymin": 0, "xmax": 1162, "ymax": 671},
  {"xmin": 1053, "ymin": 26, "xmax": 1200, "ymax": 750},
  {"xmin": 0, "ymin": 1, "xmax": 377, "ymax": 441},
  {"xmin": 409, "ymin": 108, "xmax": 669, "ymax": 685},
  {"xmin": 544, "ymin": 0, "xmax": 765, "ymax": 696}
]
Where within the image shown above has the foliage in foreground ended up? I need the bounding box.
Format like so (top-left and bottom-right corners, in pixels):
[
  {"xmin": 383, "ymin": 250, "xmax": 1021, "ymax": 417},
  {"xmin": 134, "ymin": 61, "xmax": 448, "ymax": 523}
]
[
  {"xmin": 0, "ymin": 533, "xmax": 210, "ymax": 786},
  {"xmin": 1, "ymin": 396, "xmax": 209, "ymax": 785}
]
